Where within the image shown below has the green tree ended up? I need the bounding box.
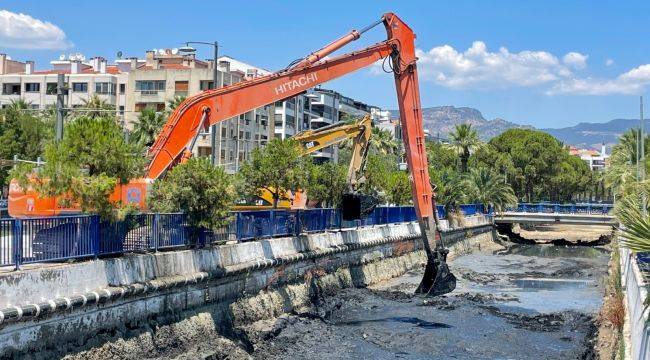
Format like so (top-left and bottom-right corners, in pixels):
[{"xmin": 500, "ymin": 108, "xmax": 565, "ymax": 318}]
[
  {"xmin": 369, "ymin": 126, "xmax": 399, "ymax": 155},
  {"xmin": 384, "ymin": 170, "xmax": 412, "ymax": 205},
  {"xmin": 13, "ymin": 116, "xmax": 146, "ymax": 218},
  {"xmin": 487, "ymin": 128, "xmax": 566, "ymax": 201},
  {"xmin": 431, "ymin": 169, "xmax": 470, "ymax": 215},
  {"xmin": 307, "ymin": 162, "xmax": 348, "ymax": 207},
  {"xmin": 167, "ymin": 95, "xmax": 186, "ymax": 111},
  {"xmin": 466, "ymin": 167, "xmax": 518, "ymax": 212},
  {"xmin": 0, "ymin": 101, "xmax": 54, "ymax": 186},
  {"xmin": 239, "ymin": 138, "xmax": 311, "ymax": 208},
  {"xmin": 426, "ymin": 141, "xmax": 457, "ymax": 172},
  {"xmin": 131, "ymin": 108, "xmax": 167, "ymax": 147},
  {"xmin": 449, "ymin": 123, "xmax": 482, "ymax": 173},
  {"xmin": 79, "ymin": 94, "xmax": 115, "ymax": 119},
  {"xmin": 605, "ymin": 129, "xmax": 650, "ymax": 199},
  {"xmin": 149, "ymin": 157, "xmax": 234, "ymax": 231}
]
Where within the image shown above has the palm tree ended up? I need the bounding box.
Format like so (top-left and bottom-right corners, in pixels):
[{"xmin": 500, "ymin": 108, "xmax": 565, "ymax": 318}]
[
  {"xmin": 449, "ymin": 123, "xmax": 482, "ymax": 173},
  {"xmin": 130, "ymin": 108, "xmax": 167, "ymax": 147},
  {"xmin": 369, "ymin": 126, "xmax": 399, "ymax": 155},
  {"xmin": 433, "ymin": 170, "xmax": 471, "ymax": 215},
  {"xmin": 80, "ymin": 94, "xmax": 114, "ymax": 119},
  {"xmin": 466, "ymin": 167, "xmax": 518, "ymax": 212},
  {"xmin": 167, "ymin": 95, "xmax": 186, "ymax": 111},
  {"xmin": 617, "ymin": 196, "xmax": 650, "ymax": 252}
]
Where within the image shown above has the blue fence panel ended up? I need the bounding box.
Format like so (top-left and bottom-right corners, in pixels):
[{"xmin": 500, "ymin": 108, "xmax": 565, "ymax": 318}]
[
  {"xmin": 299, "ymin": 208, "xmax": 339, "ymax": 233},
  {"xmin": 0, "ymin": 218, "xmax": 14, "ymax": 267},
  {"xmin": 157, "ymin": 213, "xmax": 189, "ymax": 249},
  {"xmin": 269, "ymin": 210, "xmax": 296, "ymax": 237},
  {"xmin": 459, "ymin": 204, "xmax": 477, "ymax": 216},
  {"xmin": 436, "ymin": 205, "xmax": 446, "ymax": 219},
  {"xmin": 20, "ymin": 216, "xmax": 96, "ymax": 264},
  {"xmin": 236, "ymin": 211, "xmax": 271, "ymax": 241},
  {"xmin": 99, "ymin": 214, "xmax": 151, "ymax": 255}
]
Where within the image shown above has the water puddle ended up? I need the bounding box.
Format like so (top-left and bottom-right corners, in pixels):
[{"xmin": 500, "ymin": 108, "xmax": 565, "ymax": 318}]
[{"xmin": 512, "ymin": 278, "xmax": 594, "ymax": 290}]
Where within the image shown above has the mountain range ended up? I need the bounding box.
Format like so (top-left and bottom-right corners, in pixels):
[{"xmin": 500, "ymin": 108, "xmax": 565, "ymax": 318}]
[{"xmin": 389, "ymin": 106, "xmax": 647, "ymax": 149}]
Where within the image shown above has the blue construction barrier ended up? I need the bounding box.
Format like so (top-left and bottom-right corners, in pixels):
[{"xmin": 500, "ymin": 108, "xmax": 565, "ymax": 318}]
[{"xmin": 0, "ymin": 204, "xmax": 490, "ymax": 269}]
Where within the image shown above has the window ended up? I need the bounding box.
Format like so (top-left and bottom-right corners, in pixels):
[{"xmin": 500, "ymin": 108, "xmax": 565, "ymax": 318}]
[
  {"xmin": 135, "ymin": 80, "xmax": 165, "ymax": 91},
  {"xmin": 119, "ymin": 106, "xmax": 125, "ymax": 115},
  {"xmin": 25, "ymin": 83, "xmax": 40, "ymax": 92},
  {"xmin": 72, "ymin": 82, "xmax": 88, "ymax": 92},
  {"xmin": 95, "ymin": 82, "xmax": 115, "ymax": 95},
  {"xmin": 200, "ymin": 81, "xmax": 214, "ymax": 91},
  {"xmin": 239, "ymin": 130, "xmax": 244, "ymax": 139},
  {"xmin": 174, "ymin": 81, "xmax": 188, "ymax": 97},
  {"xmin": 221, "ymin": 149, "xmax": 226, "ymax": 160},
  {"xmin": 221, "ymin": 127, "xmax": 227, "ymax": 137},
  {"xmin": 30, "ymin": 104, "xmax": 39, "ymax": 109},
  {"xmin": 46, "ymin": 83, "xmax": 57, "ymax": 95},
  {"xmin": 245, "ymin": 131, "xmax": 251, "ymax": 140},
  {"xmin": 2, "ymin": 83, "xmax": 20, "ymax": 95},
  {"xmin": 274, "ymin": 114, "xmax": 283, "ymax": 128},
  {"xmin": 119, "ymin": 83, "xmax": 126, "ymax": 93},
  {"xmin": 135, "ymin": 102, "xmax": 165, "ymax": 112}
]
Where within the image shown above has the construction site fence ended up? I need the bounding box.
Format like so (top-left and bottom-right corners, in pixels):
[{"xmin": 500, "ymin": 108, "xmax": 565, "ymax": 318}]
[{"xmin": 0, "ymin": 205, "xmax": 493, "ymax": 270}]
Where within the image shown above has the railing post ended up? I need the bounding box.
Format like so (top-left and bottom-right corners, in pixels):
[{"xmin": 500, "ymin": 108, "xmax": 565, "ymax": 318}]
[
  {"xmin": 151, "ymin": 213, "xmax": 160, "ymax": 252},
  {"xmin": 12, "ymin": 219, "xmax": 22, "ymax": 271},
  {"xmin": 270, "ymin": 210, "xmax": 275, "ymax": 237},
  {"xmin": 295, "ymin": 209, "xmax": 302, "ymax": 236},
  {"xmin": 91, "ymin": 215, "xmax": 100, "ymax": 259}
]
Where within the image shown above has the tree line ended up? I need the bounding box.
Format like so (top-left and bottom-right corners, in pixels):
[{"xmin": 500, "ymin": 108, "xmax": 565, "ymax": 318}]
[{"xmin": 1, "ymin": 99, "xmax": 601, "ymax": 233}]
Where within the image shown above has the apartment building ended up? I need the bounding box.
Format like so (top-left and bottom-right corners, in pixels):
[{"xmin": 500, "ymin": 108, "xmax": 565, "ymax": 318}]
[
  {"xmin": 125, "ymin": 50, "xmax": 272, "ymax": 173},
  {"xmin": 0, "ymin": 53, "xmax": 127, "ymax": 115}
]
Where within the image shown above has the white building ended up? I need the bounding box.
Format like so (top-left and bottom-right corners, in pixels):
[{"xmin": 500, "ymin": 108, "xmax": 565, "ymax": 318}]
[
  {"xmin": 125, "ymin": 50, "xmax": 272, "ymax": 173},
  {"xmin": 0, "ymin": 53, "xmax": 127, "ymax": 114}
]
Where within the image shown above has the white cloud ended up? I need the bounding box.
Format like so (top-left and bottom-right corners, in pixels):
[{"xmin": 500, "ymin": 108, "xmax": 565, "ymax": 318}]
[
  {"xmin": 0, "ymin": 10, "xmax": 72, "ymax": 50},
  {"xmin": 402, "ymin": 41, "xmax": 574, "ymax": 90},
  {"xmin": 371, "ymin": 39, "xmax": 650, "ymax": 96},
  {"xmin": 562, "ymin": 52, "xmax": 588, "ymax": 69},
  {"xmin": 549, "ymin": 64, "xmax": 650, "ymax": 95}
]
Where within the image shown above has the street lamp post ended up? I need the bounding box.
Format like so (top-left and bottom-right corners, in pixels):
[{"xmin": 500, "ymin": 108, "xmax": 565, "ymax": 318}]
[{"xmin": 179, "ymin": 41, "xmax": 219, "ymax": 166}]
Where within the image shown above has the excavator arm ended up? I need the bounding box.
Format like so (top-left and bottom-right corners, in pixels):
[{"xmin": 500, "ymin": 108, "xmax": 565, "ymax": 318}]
[
  {"xmin": 293, "ymin": 115, "xmax": 372, "ymax": 190},
  {"xmin": 148, "ymin": 13, "xmax": 455, "ymax": 296}
]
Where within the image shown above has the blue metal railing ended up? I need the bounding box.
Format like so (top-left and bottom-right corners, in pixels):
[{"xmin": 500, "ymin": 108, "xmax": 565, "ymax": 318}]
[
  {"xmin": 0, "ymin": 204, "xmax": 492, "ymax": 269},
  {"xmin": 508, "ymin": 203, "xmax": 613, "ymax": 214}
]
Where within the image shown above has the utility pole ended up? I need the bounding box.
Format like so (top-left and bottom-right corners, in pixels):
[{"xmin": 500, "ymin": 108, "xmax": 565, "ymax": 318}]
[
  {"xmin": 210, "ymin": 41, "xmax": 219, "ymax": 166},
  {"xmin": 641, "ymin": 96, "xmax": 646, "ymax": 215},
  {"xmin": 55, "ymin": 74, "xmax": 65, "ymax": 140}
]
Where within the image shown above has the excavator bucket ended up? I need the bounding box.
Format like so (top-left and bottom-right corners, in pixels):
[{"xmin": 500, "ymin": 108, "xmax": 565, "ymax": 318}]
[
  {"xmin": 415, "ymin": 246, "xmax": 456, "ymax": 296},
  {"xmin": 340, "ymin": 193, "xmax": 378, "ymax": 220}
]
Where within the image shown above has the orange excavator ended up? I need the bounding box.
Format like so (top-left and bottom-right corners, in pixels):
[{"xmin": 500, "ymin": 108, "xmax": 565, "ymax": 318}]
[{"xmin": 10, "ymin": 13, "xmax": 455, "ymax": 296}]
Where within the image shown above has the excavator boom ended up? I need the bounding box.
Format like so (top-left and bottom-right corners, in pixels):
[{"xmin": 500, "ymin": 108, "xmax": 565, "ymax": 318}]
[{"xmin": 147, "ymin": 13, "xmax": 455, "ymax": 296}]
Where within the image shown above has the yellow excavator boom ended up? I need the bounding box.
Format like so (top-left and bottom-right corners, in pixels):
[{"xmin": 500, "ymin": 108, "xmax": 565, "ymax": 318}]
[{"xmin": 252, "ymin": 115, "xmax": 373, "ymax": 208}]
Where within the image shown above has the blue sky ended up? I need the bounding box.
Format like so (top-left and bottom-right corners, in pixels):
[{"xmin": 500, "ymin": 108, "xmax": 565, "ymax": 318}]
[{"xmin": 2, "ymin": 1, "xmax": 650, "ymax": 128}]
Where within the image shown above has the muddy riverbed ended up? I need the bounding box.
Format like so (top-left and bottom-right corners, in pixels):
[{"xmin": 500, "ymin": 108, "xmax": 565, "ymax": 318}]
[{"xmin": 248, "ymin": 242, "xmax": 609, "ymax": 359}]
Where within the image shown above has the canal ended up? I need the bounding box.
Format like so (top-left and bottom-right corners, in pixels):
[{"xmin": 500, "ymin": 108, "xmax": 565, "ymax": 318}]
[{"xmin": 249, "ymin": 240, "xmax": 609, "ymax": 359}]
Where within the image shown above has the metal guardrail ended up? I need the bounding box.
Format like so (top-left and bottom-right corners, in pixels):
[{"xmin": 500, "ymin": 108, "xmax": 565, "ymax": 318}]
[
  {"xmin": 0, "ymin": 204, "xmax": 494, "ymax": 270},
  {"xmin": 507, "ymin": 203, "xmax": 613, "ymax": 215},
  {"xmin": 0, "ymin": 206, "xmax": 433, "ymax": 270}
]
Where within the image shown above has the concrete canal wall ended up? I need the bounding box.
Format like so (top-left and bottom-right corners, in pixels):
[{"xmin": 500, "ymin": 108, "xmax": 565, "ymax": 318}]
[
  {"xmin": 620, "ymin": 247, "xmax": 650, "ymax": 360},
  {"xmin": 0, "ymin": 215, "xmax": 494, "ymax": 359}
]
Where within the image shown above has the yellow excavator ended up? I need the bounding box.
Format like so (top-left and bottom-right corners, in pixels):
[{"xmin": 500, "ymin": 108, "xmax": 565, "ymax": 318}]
[{"xmin": 235, "ymin": 115, "xmax": 372, "ymax": 210}]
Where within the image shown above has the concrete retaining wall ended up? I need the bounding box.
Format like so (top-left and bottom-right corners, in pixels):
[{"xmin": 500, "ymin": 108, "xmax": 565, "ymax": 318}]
[
  {"xmin": 620, "ymin": 247, "xmax": 650, "ymax": 360},
  {"xmin": 0, "ymin": 217, "xmax": 493, "ymax": 358}
]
